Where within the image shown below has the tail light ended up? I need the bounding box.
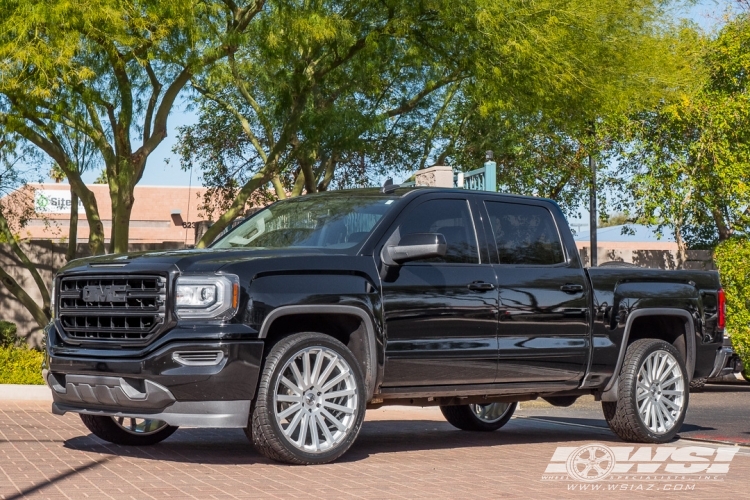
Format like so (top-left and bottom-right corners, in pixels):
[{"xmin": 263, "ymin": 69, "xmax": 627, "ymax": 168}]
[{"xmin": 718, "ymin": 288, "xmax": 726, "ymax": 329}]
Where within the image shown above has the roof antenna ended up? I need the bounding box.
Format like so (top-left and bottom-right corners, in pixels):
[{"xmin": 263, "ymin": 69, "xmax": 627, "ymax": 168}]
[{"xmin": 381, "ymin": 178, "xmax": 400, "ymax": 194}]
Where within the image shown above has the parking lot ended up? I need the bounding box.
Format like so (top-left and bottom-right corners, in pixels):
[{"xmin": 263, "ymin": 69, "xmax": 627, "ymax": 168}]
[{"xmin": 1, "ymin": 383, "xmax": 749, "ymax": 500}]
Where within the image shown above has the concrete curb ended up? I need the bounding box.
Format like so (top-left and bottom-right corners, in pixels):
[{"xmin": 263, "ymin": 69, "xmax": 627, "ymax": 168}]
[{"xmin": 0, "ymin": 384, "xmax": 52, "ymax": 401}]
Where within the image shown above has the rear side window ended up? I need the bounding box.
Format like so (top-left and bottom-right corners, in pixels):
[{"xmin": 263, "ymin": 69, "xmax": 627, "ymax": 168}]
[
  {"xmin": 399, "ymin": 199, "xmax": 479, "ymax": 264},
  {"xmin": 485, "ymin": 202, "xmax": 565, "ymax": 265}
]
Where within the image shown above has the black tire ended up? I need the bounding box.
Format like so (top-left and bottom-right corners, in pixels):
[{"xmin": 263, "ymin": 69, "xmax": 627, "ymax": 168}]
[
  {"xmin": 440, "ymin": 402, "xmax": 517, "ymax": 432},
  {"xmin": 602, "ymin": 338, "xmax": 688, "ymax": 443},
  {"xmin": 80, "ymin": 414, "xmax": 177, "ymax": 446},
  {"xmin": 690, "ymin": 377, "xmax": 707, "ymax": 392},
  {"xmin": 250, "ymin": 332, "xmax": 366, "ymax": 465}
]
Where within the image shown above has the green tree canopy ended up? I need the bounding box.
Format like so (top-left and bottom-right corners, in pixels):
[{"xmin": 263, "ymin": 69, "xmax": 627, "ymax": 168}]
[
  {"xmin": 0, "ymin": 0, "xmax": 259, "ymax": 254},
  {"xmin": 624, "ymin": 15, "xmax": 750, "ymax": 249},
  {"xmin": 182, "ymin": 0, "xmax": 699, "ymax": 245}
]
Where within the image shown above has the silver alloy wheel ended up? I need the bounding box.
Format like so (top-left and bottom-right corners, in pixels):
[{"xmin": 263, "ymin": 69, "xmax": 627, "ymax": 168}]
[
  {"xmin": 111, "ymin": 417, "xmax": 169, "ymax": 436},
  {"xmin": 469, "ymin": 402, "xmax": 512, "ymax": 423},
  {"xmin": 273, "ymin": 346, "xmax": 358, "ymax": 454},
  {"xmin": 636, "ymin": 350, "xmax": 686, "ymax": 435}
]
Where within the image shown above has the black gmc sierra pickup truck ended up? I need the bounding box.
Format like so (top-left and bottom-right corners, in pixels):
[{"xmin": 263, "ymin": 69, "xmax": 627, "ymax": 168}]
[{"xmin": 43, "ymin": 187, "xmax": 725, "ymax": 464}]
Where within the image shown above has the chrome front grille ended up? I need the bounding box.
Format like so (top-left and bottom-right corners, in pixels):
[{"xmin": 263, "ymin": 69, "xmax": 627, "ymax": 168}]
[{"xmin": 57, "ymin": 275, "xmax": 167, "ymax": 344}]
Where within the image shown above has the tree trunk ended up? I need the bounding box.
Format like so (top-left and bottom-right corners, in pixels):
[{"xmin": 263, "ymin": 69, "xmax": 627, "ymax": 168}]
[
  {"xmin": 111, "ymin": 190, "xmax": 134, "ymax": 254},
  {"xmin": 66, "ymin": 189, "xmax": 79, "ymax": 261},
  {"xmin": 69, "ymin": 178, "xmax": 106, "ymax": 255},
  {"xmin": 197, "ymin": 170, "xmax": 273, "ymax": 248},
  {"xmin": 290, "ymin": 167, "xmax": 306, "ymax": 197},
  {"xmin": 674, "ymin": 225, "xmax": 687, "ymax": 269},
  {"xmin": 711, "ymin": 207, "xmax": 732, "ymax": 241}
]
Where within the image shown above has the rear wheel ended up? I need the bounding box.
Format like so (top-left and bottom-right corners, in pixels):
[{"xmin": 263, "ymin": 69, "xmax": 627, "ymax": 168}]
[
  {"xmin": 250, "ymin": 332, "xmax": 366, "ymax": 465},
  {"xmin": 602, "ymin": 339, "xmax": 688, "ymax": 443},
  {"xmin": 440, "ymin": 402, "xmax": 517, "ymax": 432},
  {"xmin": 80, "ymin": 414, "xmax": 177, "ymax": 446}
]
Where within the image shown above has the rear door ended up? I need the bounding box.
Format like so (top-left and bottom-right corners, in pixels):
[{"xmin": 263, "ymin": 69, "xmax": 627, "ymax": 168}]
[
  {"xmin": 380, "ymin": 195, "xmax": 499, "ymax": 387},
  {"xmin": 482, "ymin": 199, "xmax": 589, "ymax": 383}
]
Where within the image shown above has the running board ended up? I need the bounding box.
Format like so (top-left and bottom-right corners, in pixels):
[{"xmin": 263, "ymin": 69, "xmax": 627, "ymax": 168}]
[{"xmin": 377, "ymin": 381, "xmax": 580, "ymax": 400}]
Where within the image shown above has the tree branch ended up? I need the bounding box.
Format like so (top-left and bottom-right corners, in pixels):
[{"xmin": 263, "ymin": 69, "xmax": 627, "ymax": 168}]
[
  {"xmin": 192, "ymin": 83, "xmax": 269, "ymax": 163},
  {"xmin": 382, "ymin": 74, "xmax": 465, "ymax": 119},
  {"xmin": 0, "ymin": 211, "xmax": 51, "ymax": 316},
  {"xmin": 228, "ymin": 53, "xmax": 275, "ymax": 145},
  {"xmin": 143, "ymin": 61, "xmax": 163, "ymax": 144},
  {"xmin": 196, "ymin": 164, "xmax": 276, "ymax": 248},
  {"xmin": 0, "ymin": 266, "xmax": 49, "ymax": 329}
]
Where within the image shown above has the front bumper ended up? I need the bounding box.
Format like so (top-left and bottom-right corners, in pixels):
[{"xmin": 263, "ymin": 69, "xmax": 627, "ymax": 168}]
[{"xmin": 45, "ymin": 335, "xmax": 264, "ymax": 428}]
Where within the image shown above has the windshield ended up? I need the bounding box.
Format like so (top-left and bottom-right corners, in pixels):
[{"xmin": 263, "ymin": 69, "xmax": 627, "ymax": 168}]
[{"xmin": 212, "ymin": 194, "xmax": 397, "ymax": 251}]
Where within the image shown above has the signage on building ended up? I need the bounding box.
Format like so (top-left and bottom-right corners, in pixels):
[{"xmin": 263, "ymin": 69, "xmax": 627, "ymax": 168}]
[{"xmin": 34, "ymin": 190, "xmax": 85, "ymax": 214}]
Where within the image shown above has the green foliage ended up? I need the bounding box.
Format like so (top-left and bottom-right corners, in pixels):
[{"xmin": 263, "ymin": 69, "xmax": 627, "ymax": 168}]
[
  {"xmin": 714, "ymin": 238, "xmax": 750, "ymax": 370},
  {"xmin": 0, "ymin": 320, "xmax": 18, "ymax": 347},
  {"xmin": 445, "ymin": 1, "xmax": 696, "ymax": 217},
  {"xmin": 599, "ymin": 213, "xmax": 631, "ymax": 228},
  {"xmin": 0, "ymin": 346, "xmax": 44, "ymax": 385},
  {"xmin": 185, "ymin": 0, "xmax": 691, "ymax": 241},
  {"xmin": 94, "ymin": 169, "xmax": 108, "ymax": 185},
  {"xmin": 624, "ymin": 15, "xmax": 750, "ymax": 247},
  {"xmin": 0, "ymin": 0, "xmax": 247, "ymax": 254}
]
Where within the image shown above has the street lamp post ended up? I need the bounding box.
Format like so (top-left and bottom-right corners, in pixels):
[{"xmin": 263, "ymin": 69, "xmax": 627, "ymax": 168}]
[{"xmin": 589, "ymin": 153, "xmax": 597, "ymax": 267}]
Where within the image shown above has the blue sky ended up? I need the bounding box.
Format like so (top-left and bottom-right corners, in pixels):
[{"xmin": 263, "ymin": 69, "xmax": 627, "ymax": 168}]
[{"xmin": 44, "ymin": 0, "xmax": 732, "ymax": 189}]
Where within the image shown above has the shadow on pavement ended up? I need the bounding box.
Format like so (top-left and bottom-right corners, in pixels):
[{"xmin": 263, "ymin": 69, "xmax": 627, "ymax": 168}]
[
  {"xmin": 699, "ymin": 383, "xmax": 750, "ymax": 393},
  {"xmin": 679, "ymin": 423, "xmax": 717, "ymax": 432},
  {"xmin": 63, "ymin": 417, "xmax": 622, "ymax": 465}
]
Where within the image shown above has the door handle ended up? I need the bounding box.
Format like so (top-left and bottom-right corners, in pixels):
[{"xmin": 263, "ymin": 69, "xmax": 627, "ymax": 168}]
[
  {"xmin": 468, "ymin": 281, "xmax": 496, "ymax": 291},
  {"xmin": 560, "ymin": 283, "xmax": 584, "ymax": 293}
]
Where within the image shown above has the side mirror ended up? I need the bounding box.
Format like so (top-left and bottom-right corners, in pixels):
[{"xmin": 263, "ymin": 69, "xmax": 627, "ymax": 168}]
[{"xmin": 384, "ymin": 233, "xmax": 447, "ymax": 265}]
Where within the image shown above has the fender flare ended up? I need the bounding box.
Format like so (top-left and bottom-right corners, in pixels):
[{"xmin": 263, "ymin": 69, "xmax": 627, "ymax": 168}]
[
  {"xmin": 258, "ymin": 305, "xmax": 378, "ymax": 400},
  {"xmin": 600, "ymin": 308, "xmax": 696, "ymax": 402}
]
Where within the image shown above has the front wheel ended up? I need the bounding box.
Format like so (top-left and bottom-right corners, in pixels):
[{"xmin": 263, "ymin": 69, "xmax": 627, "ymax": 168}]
[
  {"xmin": 250, "ymin": 332, "xmax": 366, "ymax": 465},
  {"xmin": 603, "ymin": 338, "xmax": 688, "ymax": 443},
  {"xmin": 80, "ymin": 414, "xmax": 177, "ymax": 446},
  {"xmin": 440, "ymin": 402, "xmax": 517, "ymax": 431}
]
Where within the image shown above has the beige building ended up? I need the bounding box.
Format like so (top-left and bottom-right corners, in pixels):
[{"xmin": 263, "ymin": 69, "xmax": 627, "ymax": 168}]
[{"xmin": 8, "ymin": 183, "xmax": 211, "ymax": 245}]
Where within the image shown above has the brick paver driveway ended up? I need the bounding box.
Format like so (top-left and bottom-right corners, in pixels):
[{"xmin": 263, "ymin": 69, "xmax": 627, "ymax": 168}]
[{"xmin": 1, "ymin": 401, "xmax": 749, "ymax": 499}]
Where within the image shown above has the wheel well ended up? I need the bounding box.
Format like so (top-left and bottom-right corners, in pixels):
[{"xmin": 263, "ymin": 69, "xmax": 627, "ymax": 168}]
[
  {"xmin": 264, "ymin": 313, "xmax": 371, "ymax": 389},
  {"xmin": 628, "ymin": 315, "xmax": 688, "ymax": 363}
]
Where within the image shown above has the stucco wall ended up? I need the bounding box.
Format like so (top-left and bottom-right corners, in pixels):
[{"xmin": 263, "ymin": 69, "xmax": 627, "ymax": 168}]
[{"xmin": 0, "ymin": 241, "xmax": 186, "ymax": 346}]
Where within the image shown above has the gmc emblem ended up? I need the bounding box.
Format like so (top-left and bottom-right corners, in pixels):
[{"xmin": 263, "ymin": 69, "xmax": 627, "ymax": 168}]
[{"xmin": 82, "ymin": 285, "xmax": 128, "ymax": 303}]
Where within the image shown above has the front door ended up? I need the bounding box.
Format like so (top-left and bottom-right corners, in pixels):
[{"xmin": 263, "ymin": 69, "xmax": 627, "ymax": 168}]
[
  {"xmin": 483, "ymin": 200, "xmax": 590, "ymax": 383},
  {"xmin": 380, "ymin": 197, "xmax": 499, "ymax": 387}
]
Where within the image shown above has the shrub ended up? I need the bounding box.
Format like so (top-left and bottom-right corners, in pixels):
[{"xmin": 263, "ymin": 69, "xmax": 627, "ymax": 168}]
[
  {"xmin": 714, "ymin": 238, "xmax": 750, "ymax": 373},
  {"xmin": 0, "ymin": 345, "xmax": 44, "ymax": 384},
  {"xmin": 0, "ymin": 321, "xmax": 18, "ymax": 347}
]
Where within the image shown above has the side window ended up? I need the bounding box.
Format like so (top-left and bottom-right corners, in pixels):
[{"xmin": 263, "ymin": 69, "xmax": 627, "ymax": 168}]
[
  {"xmin": 485, "ymin": 202, "xmax": 565, "ymax": 265},
  {"xmin": 398, "ymin": 199, "xmax": 479, "ymax": 264}
]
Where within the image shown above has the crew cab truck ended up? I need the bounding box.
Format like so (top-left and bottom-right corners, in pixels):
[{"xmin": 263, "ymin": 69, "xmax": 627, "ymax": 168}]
[{"xmin": 43, "ymin": 187, "xmax": 725, "ymax": 465}]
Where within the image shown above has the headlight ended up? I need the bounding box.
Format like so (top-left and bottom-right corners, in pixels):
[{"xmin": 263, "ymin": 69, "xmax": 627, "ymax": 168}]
[{"xmin": 174, "ymin": 274, "xmax": 240, "ymax": 320}]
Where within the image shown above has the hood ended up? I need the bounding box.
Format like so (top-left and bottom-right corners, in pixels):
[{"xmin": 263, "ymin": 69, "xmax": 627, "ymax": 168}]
[{"xmin": 58, "ymin": 247, "xmax": 351, "ymax": 275}]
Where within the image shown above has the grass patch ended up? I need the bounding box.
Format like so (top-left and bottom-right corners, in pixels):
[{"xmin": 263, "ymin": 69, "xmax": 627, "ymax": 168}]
[{"xmin": 0, "ymin": 346, "xmax": 44, "ymax": 385}]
